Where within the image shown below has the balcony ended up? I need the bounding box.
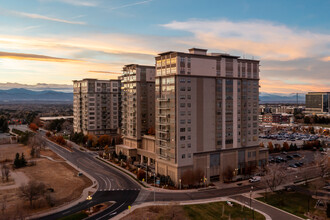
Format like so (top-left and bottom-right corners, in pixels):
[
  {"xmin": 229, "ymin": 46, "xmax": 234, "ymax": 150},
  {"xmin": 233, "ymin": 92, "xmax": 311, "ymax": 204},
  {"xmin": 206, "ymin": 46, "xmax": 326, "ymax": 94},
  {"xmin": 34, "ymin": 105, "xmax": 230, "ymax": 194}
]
[
  {"xmin": 157, "ymin": 97, "xmax": 170, "ymax": 102},
  {"xmin": 158, "ymin": 105, "xmax": 170, "ymax": 110}
]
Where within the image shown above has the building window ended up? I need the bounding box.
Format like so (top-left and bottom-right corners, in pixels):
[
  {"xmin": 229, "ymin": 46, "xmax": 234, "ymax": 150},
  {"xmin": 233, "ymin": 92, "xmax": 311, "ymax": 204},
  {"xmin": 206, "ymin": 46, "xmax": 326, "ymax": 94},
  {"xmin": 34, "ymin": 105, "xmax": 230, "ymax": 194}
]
[
  {"xmin": 180, "ymin": 78, "xmax": 185, "ymax": 83},
  {"xmin": 180, "ymin": 136, "xmax": 185, "ymax": 141},
  {"xmin": 182, "ymin": 154, "xmax": 185, "ymax": 159},
  {"xmin": 188, "ymin": 153, "xmax": 191, "ymax": 158},
  {"xmin": 187, "ymin": 143, "xmax": 191, "ymax": 148},
  {"xmin": 180, "ymin": 128, "xmax": 186, "ymax": 132}
]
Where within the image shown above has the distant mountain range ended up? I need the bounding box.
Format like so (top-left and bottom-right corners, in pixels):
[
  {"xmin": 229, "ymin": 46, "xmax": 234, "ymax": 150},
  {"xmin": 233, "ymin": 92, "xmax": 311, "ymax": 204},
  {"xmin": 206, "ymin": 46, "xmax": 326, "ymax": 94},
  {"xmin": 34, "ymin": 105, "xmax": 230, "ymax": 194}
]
[
  {"xmin": 0, "ymin": 88, "xmax": 305, "ymax": 104},
  {"xmin": 259, "ymin": 93, "xmax": 305, "ymax": 104},
  {"xmin": 0, "ymin": 88, "xmax": 73, "ymax": 102},
  {"xmin": 0, "ymin": 82, "xmax": 72, "ymax": 93}
]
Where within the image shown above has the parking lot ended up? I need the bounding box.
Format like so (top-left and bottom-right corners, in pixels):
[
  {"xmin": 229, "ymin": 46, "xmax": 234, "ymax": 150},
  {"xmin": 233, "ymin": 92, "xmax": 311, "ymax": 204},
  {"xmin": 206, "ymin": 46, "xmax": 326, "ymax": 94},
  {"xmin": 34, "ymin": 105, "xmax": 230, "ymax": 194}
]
[{"xmin": 269, "ymin": 150, "xmax": 319, "ymax": 168}]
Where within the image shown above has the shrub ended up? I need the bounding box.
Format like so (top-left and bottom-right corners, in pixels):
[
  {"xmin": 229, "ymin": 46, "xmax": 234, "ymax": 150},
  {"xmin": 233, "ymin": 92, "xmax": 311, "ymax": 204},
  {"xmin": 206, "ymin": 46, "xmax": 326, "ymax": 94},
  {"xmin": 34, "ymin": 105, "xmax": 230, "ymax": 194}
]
[{"xmin": 137, "ymin": 169, "xmax": 146, "ymax": 181}]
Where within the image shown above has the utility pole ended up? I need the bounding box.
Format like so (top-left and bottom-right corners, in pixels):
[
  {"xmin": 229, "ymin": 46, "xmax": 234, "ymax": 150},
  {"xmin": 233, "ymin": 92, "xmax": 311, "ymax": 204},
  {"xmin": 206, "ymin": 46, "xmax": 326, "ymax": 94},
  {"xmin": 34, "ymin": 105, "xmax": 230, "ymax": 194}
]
[
  {"xmin": 146, "ymin": 164, "xmax": 148, "ymax": 183},
  {"xmin": 154, "ymin": 172, "xmax": 156, "ymax": 203}
]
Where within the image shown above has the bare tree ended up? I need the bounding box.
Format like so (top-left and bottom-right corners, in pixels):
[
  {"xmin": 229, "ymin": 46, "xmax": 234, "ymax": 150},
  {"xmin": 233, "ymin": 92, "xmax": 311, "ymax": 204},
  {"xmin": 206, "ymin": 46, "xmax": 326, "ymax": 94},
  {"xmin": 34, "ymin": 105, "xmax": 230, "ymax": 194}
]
[
  {"xmin": 28, "ymin": 135, "xmax": 46, "ymax": 158},
  {"xmin": 223, "ymin": 166, "xmax": 234, "ymax": 182},
  {"xmin": 1, "ymin": 163, "xmax": 10, "ymax": 182},
  {"xmin": 19, "ymin": 180, "xmax": 47, "ymax": 208},
  {"xmin": 1, "ymin": 195, "xmax": 7, "ymax": 215},
  {"xmin": 263, "ymin": 164, "xmax": 287, "ymax": 205},
  {"xmin": 314, "ymin": 152, "xmax": 329, "ymax": 178},
  {"xmin": 263, "ymin": 164, "xmax": 286, "ymax": 192},
  {"xmin": 181, "ymin": 168, "xmax": 204, "ymax": 187}
]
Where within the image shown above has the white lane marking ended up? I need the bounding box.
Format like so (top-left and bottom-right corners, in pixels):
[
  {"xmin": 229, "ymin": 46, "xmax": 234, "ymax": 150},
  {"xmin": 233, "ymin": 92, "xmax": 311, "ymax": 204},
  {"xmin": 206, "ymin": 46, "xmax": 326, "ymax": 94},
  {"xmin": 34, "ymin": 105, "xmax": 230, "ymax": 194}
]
[
  {"xmin": 96, "ymin": 202, "xmax": 126, "ymax": 220},
  {"xmin": 106, "ymin": 177, "xmax": 112, "ymax": 190},
  {"xmin": 97, "ymin": 175, "xmax": 108, "ymax": 189}
]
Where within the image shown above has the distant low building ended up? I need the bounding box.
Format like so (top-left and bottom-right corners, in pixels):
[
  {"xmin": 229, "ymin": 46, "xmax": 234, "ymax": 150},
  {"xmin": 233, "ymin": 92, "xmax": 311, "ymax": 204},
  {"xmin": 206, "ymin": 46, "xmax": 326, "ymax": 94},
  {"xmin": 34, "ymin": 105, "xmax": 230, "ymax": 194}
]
[
  {"xmin": 305, "ymin": 92, "xmax": 330, "ymax": 114},
  {"xmin": 262, "ymin": 113, "xmax": 292, "ymax": 124}
]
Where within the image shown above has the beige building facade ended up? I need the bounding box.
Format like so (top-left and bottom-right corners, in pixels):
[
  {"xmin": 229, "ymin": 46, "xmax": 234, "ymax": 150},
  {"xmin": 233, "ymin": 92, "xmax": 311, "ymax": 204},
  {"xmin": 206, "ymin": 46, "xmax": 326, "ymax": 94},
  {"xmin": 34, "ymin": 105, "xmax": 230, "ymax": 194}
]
[
  {"xmin": 116, "ymin": 49, "xmax": 268, "ymax": 185},
  {"xmin": 153, "ymin": 48, "xmax": 267, "ymax": 184},
  {"xmin": 73, "ymin": 79, "xmax": 121, "ymax": 135},
  {"xmin": 117, "ymin": 64, "xmax": 156, "ymax": 161}
]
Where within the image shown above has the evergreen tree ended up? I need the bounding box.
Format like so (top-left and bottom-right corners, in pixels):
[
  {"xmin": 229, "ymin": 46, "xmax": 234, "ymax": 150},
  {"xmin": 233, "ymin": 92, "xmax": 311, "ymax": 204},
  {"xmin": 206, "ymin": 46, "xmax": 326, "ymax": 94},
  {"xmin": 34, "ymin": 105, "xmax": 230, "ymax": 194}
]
[
  {"xmin": 112, "ymin": 151, "xmax": 118, "ymax": 159},
  {"xmin": 14, "ymin": 152, "xmax": 21, "ymax": 168},
  {"xmin": 2, "ymin": 120, "xmax": 9, "ymax": 133},
  {"xmin": 20, "ymin": 153, "xmax": 27, "ymax": 167}
]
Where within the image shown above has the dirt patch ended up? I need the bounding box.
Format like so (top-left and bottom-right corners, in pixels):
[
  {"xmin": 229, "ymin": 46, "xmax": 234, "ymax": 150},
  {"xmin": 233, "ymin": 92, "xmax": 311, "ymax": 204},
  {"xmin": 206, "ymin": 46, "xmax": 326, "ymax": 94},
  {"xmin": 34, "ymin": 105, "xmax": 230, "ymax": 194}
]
[
  {"xmin": 0, "ymin": 144, "xmax": 92, "ymax": 218},
  {"xmin": 0, "ymin": 144, "xmax": 30, "ymax": 162}
]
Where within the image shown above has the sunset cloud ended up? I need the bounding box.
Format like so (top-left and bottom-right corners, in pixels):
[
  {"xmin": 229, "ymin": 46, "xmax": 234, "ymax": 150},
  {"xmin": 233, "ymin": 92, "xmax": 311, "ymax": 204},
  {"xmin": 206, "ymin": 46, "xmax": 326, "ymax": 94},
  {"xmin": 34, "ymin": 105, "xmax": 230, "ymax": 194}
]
[
  {"xmin": 0, "ymin": 17, "xmax": 329, "ymax": 94},
  {"xmin": 0, "ymin": 51, "xmax": 83, "ymax": 62},
  {"xmin": 5, "ymin": 9, "xmax": 86, "ymax": 25},
  {"xmin": 162, "ymin": 19, "xmax": 330, "ymax": 61},
  {"xmin": 89, "ymin": 70, "xmax": 122, "ymax": 74}
]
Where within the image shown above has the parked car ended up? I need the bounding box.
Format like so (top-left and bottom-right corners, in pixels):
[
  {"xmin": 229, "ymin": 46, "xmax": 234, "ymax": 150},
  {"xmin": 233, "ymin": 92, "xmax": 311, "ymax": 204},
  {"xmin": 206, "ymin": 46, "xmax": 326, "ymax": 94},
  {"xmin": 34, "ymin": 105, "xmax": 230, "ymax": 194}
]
[
  {"xmin": 249, "ymin": 176, "xmax": 261, "ymax": 183},
  {"xmin": 293, "ymin": 154, "xmax": 301, "ymax": 158},
  {"xmin": 289, "ymin": 164, "xmax": 297, "ymax": 168},
  {"xmin": 295, "ymin": 162, "xmax": 301, "ymax": 167},
  {"xmin": 286, "ymin": 155, "xmax": 293, "ymax": 160}
]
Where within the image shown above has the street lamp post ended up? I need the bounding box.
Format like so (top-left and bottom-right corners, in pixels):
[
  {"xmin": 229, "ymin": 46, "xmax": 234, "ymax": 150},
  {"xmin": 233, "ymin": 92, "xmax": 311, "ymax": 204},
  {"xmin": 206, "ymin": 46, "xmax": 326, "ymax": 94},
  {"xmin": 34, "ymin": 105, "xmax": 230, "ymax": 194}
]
[
  {"xmin": 250, "ymin": 186, "xmax": 254, "ymax": 220},
  {"xmin": 179, "ymin": 179, "xmax": 181, "ymax": 190},
  {"xmin": 154, "ymin": 172, "xmax": 156, "ymax": 203}
]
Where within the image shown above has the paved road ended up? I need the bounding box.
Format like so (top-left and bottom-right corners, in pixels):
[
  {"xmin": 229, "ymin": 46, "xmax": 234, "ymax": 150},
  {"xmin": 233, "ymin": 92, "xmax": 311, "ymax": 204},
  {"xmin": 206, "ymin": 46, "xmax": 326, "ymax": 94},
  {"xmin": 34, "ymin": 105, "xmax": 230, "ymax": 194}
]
[
  {"xmin": 43, "ymin": 190, "xmax": 140, "ymax": 220},
  {"xmin": 231, "ymin": 195, "xmax": 302, "ymax": 220},
  {"xmin": 38, "ymin": 136, "xmax": 141, "ymax": 220},
  {"xmin": 12, "ymin": 126, "xmax": 305, "ymax": 220}
]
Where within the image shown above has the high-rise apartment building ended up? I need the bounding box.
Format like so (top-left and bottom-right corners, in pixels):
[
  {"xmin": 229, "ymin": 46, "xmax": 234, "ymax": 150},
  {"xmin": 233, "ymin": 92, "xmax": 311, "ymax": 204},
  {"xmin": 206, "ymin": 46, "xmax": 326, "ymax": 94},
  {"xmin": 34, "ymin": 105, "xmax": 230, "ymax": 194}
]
[
  {"xmin": 305, "ymin": 92, "xmax": 330, "ymax": 114},
  {"xmin": 119, "ymin": 64, "xmax": 155, "ymax": 151},
  {"xmin": 153, "ymin": 48, "xmax": 267, "ymax": 184},
  {"xmin": 73, "ymin": 79, "xmax": 121, "ymax": 135}
]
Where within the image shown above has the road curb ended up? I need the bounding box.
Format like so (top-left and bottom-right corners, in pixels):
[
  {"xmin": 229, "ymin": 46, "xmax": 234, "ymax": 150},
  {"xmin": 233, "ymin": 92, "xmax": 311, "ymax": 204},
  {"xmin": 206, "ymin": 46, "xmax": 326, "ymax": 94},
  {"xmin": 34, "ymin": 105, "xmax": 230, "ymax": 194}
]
[{"xmin": 113, "ymin": 196, "xmax": 272, "ymax": 220}]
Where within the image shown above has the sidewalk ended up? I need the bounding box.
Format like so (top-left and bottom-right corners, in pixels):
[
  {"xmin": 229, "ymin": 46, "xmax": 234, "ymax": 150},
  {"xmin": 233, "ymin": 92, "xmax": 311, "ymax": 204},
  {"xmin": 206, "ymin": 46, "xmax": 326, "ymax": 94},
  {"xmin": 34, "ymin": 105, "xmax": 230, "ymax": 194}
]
[
  {"xmin": 96, "ymin": 156, "xmax": 254, "ymax": 193},
  {"xmin": 113, "ymin": 196, "xmax": 272, "ymax": 220},
  {"xmin": 0, "ymin": 171, "xmax": 29, "ymax": 190}
]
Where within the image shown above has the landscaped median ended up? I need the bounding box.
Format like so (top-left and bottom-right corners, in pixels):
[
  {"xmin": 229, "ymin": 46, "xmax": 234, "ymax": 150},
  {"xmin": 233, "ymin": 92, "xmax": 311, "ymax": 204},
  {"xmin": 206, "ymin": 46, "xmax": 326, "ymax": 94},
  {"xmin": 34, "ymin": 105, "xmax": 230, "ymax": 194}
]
[{"xmin": 119, "ymin": 201, "xmax": 266, "ymax": 220}]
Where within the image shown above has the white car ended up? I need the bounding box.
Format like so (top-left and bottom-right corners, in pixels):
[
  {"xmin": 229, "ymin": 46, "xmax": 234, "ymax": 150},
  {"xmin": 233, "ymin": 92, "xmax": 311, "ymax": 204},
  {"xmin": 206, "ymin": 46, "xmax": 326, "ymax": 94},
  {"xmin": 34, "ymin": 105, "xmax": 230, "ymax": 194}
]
[{"xmin": 249, "ymin": 176, "xmax": 261, "ymax": 183}]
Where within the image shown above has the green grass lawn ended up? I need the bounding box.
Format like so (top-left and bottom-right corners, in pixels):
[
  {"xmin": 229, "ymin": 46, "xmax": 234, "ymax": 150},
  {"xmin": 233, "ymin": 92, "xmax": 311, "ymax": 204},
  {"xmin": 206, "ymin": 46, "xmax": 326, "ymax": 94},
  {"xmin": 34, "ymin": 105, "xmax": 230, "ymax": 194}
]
[
  {"xmin": 58, "ymin": 211, "xmax": 88, "ymax": 220},
  {"xmin": 257, "ymin": 192, "xmax": 318, "ymax": 219},
  {"xmin": 183, "ymin": 201, "xmax": 265, "ymax": 220}
]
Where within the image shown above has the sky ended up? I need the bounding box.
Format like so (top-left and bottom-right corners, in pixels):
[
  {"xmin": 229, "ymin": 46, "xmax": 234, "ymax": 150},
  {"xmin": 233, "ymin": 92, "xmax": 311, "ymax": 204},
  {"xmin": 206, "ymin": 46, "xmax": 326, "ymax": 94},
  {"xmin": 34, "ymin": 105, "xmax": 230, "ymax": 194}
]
[{"xmin": 0, "ymin": 0, "xmax": 329, "ymax": 93}]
